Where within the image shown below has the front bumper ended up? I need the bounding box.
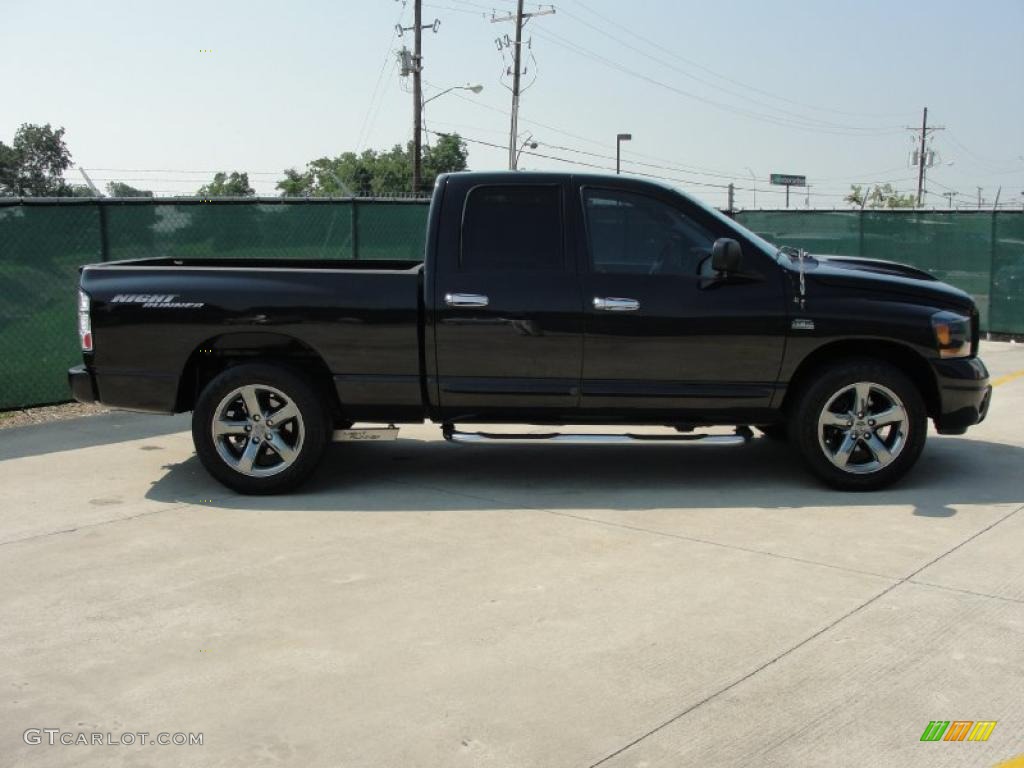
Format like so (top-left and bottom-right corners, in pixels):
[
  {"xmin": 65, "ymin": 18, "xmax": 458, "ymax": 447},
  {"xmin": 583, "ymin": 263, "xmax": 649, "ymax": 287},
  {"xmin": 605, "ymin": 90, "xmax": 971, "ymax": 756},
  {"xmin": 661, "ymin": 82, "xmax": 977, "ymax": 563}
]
[
  {"xmin": 931, "ymin": 356, "xmax": 991, "ymax": 435},
  {"xmin": 68, "ymin": 364, "xmax": 98, "ymax": 404}
]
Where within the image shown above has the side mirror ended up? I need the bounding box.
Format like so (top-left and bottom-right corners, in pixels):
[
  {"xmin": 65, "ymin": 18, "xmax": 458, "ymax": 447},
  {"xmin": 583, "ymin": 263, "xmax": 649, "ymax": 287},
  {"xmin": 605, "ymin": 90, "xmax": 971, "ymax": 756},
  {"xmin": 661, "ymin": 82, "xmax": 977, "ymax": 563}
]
[{"xmin": 711, "ymin": 238, "xmax": 742, "ymax": 274}]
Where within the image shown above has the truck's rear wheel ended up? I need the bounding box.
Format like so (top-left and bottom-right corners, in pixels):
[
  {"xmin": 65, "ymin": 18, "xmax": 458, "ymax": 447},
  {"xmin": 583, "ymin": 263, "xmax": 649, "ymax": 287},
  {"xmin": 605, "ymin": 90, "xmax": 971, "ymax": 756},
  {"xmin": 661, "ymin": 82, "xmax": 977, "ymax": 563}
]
[
  {"xmin": 791, "ymin": 360, "xmax": 927, "ymax": 491},
  {"xmin": 192, "ymin": 363, "xmax": 329, "ymax": 494}
]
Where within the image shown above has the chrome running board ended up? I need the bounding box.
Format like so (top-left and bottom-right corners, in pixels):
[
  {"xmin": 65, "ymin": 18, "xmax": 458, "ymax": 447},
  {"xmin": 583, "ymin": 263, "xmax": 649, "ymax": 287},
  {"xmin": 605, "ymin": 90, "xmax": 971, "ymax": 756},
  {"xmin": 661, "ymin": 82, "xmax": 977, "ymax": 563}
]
[{"xmin": 443, "ymin": 426, "xmax": 752, "ymax": 446}]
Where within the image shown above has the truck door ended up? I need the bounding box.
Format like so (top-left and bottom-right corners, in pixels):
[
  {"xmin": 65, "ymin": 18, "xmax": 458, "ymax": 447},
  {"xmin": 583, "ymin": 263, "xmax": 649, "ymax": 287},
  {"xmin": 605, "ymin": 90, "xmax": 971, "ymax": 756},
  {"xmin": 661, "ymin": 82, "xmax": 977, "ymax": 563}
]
[
  {"xmin": 577, "ymin": 183, "xmax": 787, "ymax": 419},
  {"xmin": 431, "ymin": 177, "xmax": 584, "ymax": 420}
]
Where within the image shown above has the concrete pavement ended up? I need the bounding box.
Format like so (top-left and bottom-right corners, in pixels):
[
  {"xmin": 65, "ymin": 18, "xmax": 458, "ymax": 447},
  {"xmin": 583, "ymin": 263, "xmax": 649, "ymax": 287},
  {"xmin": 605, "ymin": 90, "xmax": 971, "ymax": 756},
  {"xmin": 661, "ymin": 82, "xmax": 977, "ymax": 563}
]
[{"xmin": 1, "ymin": 342, "xmax": 1023, "ymax": 767}]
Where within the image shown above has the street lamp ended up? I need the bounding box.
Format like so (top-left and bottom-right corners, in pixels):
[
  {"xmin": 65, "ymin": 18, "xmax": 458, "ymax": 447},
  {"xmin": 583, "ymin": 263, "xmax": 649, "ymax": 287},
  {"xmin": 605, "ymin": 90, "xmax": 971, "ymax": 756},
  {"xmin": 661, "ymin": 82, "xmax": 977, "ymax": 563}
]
[
  {"xmin": 417, "ymin": 84, "xmax": 483, "ymax": 189},
  {"xmin": 423, "ymin": 83, "xmax": 483, "ymax": 106},
  {"xmin": 516, "ymin": 133, "xmax": 539, "ymax": 167},
  {"xmin": 616, "ymin": 133, "xmax": 632, "ymax": 174}
]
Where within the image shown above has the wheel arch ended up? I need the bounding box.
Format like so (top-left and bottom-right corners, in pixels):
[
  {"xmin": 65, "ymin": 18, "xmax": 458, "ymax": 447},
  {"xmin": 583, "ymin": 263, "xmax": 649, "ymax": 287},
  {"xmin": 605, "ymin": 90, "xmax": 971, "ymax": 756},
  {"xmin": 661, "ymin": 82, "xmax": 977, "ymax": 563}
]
[
  {"xmin": 174, "ymin": 332, "xmax": 344, "ymax": 422},
  {"xmin": 781, "ymin": 339, "xmax": 940, "ymax": 418}
]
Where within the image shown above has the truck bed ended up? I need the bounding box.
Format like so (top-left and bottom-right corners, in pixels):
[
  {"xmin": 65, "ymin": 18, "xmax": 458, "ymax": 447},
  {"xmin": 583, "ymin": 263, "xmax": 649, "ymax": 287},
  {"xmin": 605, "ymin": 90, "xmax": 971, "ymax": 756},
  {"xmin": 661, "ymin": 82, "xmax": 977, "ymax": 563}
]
[{"xmin": 79, "ymin": 258, "xmax": 426, "ymax": 419}]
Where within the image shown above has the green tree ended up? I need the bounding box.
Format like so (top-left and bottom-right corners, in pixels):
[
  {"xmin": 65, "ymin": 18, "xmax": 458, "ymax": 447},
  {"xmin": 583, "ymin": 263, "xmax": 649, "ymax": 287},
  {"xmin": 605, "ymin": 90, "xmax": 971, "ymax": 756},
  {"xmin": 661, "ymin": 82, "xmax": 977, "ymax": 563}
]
[
  {"xmin": 106, "ymin": 181, "xmax": 153, "ymax": 198},
  {"xmin": 196, "ymin": 171, "xmax": 255, "ymax": 197},
  {"xmin": 423, "ymin": 133, "xmax": 469, "ymax": 184},
  {"xmin": 276, "ymin": 134, "xmax": 468, "ymax": 198},
  {"xmin": 845, "ymin": 183, "xmax": 916, "ymax": 209},
  {"xmin": 0, "ymin": 123, "xmax": 73, "ymax": 196}
]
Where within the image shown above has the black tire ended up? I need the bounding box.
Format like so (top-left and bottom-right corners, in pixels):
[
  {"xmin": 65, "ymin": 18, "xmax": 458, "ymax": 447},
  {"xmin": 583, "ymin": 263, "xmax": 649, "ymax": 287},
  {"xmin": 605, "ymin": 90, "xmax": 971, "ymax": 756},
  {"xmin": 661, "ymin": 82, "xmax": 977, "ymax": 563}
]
[
  {"xmin": 756, "ymin": 424, "xmax": 789, "ymax": 442},
  {"xmin": 790, "ymin": 359, "xmax": 927, "ymax": 491},
  {"xmin": 192, "ymin": 363, "xmax": 330, "ymax": 494}
]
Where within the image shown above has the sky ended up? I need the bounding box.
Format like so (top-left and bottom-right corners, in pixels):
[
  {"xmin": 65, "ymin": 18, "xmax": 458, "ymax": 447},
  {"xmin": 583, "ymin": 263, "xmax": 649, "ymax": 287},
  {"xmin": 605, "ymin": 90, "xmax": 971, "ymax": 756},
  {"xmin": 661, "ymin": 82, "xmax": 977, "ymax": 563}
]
[{"xmin": 3, "ymin": 0, "xmax": 1023, "ymax": 208}]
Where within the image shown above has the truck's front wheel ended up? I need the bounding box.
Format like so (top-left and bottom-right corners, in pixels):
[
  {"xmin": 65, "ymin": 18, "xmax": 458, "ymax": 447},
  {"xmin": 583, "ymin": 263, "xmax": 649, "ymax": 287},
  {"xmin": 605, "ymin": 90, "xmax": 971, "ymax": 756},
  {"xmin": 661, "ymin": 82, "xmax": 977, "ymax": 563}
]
[
  {"xmin": 192, "ymin": 363, "xmax": 329, "ymax": 494},
  {"xmin": 791, "ymin": 360, "xmax": 927, "ymax": 491}
]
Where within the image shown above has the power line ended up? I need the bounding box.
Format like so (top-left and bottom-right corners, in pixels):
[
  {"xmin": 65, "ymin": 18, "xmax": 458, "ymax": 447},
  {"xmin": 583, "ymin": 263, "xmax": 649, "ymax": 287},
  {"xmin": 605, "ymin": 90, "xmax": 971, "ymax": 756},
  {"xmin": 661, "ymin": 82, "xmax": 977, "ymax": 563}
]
[
  {"xmin": 430, "ymin": 129, "xmax": 860, "ymax": 200},
  {"xmin": 434, "ymin": 90, "xmax": 921, "ymax": 191},
  {"xmin": 553, "ymin": 5, "xmax": 903, "ymax": 134},
  {"xmin": 356, "ymin": 1, "xmax": 409, "ymax": 152},
  {"xmin": 563, "ymin": 0, "xmax": 915, "ymax": 123},
  {"xmin": 945, "ymin": 131, "xmax": 1024, "ymax": 175},
  {"xmin": 439, "ymin": 88, "xmax": 782, "ymax": 179},
  {"xmin": 531, "ymin": 27, "xmax": 905, "ymax": 137}
]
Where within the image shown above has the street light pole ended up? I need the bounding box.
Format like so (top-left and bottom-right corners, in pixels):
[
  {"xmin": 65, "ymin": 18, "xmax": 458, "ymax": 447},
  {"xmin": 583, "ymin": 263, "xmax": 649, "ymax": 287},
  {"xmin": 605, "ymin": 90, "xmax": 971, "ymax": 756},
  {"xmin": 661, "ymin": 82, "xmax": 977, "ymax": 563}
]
[
  {"xmin": 516, "ymin": 134, "xmax": 539, "ymax": 167},
  {"xmin": 420, "ymin": 83, "xmax": 482, "ymax": 155},
  {"xmin": 423, "ymin": 83, "xmax": 483, "ymax": 107},
  {"xmin": 616, "ymin": 133, "xmax": 632, "ymax": 174}
]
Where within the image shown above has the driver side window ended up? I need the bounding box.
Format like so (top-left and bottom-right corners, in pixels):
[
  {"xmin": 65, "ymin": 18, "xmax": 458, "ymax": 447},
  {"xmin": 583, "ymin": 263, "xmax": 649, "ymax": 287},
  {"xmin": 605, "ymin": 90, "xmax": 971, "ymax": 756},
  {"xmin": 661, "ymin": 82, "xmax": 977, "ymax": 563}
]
[{"xmin": 583, "ymin": 188, "xmax": 715, "ymax": 275}]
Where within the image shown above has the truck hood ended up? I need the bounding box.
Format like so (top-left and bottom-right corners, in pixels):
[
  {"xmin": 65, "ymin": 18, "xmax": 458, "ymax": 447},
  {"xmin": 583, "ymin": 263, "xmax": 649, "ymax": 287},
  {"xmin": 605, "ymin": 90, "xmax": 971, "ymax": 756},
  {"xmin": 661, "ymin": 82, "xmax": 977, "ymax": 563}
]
[{"xmin": 784, "ymin": 252, "xmax": 975, "ymax": 311}]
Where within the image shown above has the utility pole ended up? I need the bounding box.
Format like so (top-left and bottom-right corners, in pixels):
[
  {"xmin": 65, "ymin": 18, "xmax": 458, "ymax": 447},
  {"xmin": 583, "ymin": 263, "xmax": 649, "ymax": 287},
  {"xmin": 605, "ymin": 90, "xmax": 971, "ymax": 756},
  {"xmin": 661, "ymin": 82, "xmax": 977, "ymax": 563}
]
[
  {"xmin": 727, "ymin": 183, "xmax": 735, "ymax": 213},
  {"xmin": 413, "ymin": 0, "xmax": 423, "ymax": 195},
  {"xmin": 507, "ymin": 0, "xmax": 523, "ymax": 170},
  {"xmin": 942, "ymin": 191, "xmax": 957, "ymax": 208},
  {"xmin": 907, "ymin": 107, "xmax": 944, "ymax": 207},
  {"xmin": 915, "ymin": 107, "xmax": 927, "ymax": 207},
  {"xmin": 398, "ymin": 2, "xmax": 440, "ymax": 196},
  {"xmin": 492, "ymin": 3, "xmax": 555, "ymax": 169},
  {"xmin": 977, "ymin": 187, "xmax": 983, "ymax": 209}
]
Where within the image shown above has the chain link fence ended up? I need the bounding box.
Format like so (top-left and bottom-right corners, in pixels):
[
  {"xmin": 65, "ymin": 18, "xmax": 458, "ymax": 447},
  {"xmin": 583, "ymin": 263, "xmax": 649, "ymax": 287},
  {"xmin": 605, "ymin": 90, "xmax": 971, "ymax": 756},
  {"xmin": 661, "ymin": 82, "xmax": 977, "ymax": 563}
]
[{"xmin": 0, "ymin": 199, "xmax": 1021, "ymax": 410}]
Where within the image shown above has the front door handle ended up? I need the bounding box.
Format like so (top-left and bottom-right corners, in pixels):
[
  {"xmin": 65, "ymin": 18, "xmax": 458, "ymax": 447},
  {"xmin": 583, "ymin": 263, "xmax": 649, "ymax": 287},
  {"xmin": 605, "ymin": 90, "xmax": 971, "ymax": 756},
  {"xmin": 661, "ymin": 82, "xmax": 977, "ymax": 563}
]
[
  {"xmin": 445, "ymin": 293, "xmax": 489, "ymax": 308},
  {"xmin": 593, "ymin": 297, "xmax": 640, "ymax": 312}
]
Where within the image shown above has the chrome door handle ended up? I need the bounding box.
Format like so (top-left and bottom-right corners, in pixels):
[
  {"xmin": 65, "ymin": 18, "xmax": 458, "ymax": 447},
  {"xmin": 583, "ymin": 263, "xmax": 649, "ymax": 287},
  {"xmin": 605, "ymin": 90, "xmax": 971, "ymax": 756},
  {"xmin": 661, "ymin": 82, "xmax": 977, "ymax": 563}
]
[
  {"xmin": 593, "ymin": 297, "xmax": 640, "ymax": 312},
  {"xmin": 445, "ymin": 293, "xmax": 489, "ymax": 308}
]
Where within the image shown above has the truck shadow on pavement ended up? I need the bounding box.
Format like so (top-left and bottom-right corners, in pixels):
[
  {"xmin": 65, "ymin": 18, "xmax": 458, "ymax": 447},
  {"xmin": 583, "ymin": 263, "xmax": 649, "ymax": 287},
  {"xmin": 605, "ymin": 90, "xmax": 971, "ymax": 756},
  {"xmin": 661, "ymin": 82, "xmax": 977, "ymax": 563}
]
[{"xmin": 145, "ymin": 434, "xmax": 1024, "ymax": 516}]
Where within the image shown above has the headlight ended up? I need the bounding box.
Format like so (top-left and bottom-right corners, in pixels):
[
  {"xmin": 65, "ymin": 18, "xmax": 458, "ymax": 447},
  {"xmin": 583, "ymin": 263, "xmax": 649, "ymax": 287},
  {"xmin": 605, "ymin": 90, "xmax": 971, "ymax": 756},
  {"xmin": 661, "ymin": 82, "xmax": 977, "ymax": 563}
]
[{"xmin": 931, "ymin": 311, "xmax": 970, "ymax": 358}]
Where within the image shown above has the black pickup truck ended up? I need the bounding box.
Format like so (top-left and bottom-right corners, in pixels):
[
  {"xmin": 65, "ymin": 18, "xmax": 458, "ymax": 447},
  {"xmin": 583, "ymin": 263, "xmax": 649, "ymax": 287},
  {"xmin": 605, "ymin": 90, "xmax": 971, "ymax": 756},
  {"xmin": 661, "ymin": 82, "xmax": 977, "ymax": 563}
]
[{"xmin": 69, "ymin": 171, "xmax": 991, "ymax": 493}]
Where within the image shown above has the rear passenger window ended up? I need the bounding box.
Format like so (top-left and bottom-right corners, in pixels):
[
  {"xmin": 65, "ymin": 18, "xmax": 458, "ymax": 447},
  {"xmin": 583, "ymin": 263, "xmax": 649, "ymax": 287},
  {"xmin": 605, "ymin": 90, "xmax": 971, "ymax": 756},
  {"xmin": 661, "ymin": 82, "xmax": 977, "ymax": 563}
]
[{"xmin": 461, "ymin": 186, "xmax": 563, "ymax": 271}]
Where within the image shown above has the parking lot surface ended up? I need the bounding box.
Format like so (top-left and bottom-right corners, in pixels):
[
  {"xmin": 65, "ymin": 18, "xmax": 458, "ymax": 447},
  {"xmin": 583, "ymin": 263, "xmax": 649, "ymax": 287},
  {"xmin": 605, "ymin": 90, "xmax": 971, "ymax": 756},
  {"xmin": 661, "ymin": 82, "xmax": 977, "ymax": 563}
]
[{"xmin": 2, "ymin": 341, "xmax": 1023, "ymax": 767}]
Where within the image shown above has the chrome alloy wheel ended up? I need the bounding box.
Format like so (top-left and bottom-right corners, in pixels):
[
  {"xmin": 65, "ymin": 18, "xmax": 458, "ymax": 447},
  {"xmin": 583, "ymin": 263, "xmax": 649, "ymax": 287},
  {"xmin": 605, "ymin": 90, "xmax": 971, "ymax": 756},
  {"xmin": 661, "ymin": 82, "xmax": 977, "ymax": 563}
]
[
  {"xmin": 211, "ymin": 384, "xmax": 305, "ymax": 477},
  {"xmin": 817, "ymin": 381, "xmax": 909, "ymax": 475}
]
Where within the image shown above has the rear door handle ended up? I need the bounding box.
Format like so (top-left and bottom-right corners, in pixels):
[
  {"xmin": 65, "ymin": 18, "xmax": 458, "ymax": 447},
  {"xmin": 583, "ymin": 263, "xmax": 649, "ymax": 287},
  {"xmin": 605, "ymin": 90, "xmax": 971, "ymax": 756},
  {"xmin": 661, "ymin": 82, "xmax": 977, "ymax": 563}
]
[
  {"xmin": 593, "ymin": 297, "xmax": 640, "ymax": 312},
  {"xmin": 445, "ymin": 293, "xmax": 489, "ymax": 308}
]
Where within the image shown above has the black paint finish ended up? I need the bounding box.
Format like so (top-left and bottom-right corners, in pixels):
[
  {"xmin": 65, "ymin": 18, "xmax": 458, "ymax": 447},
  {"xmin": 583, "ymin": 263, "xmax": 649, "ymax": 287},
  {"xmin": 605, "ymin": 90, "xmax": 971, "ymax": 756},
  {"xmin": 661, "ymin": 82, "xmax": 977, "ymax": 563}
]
[{"xmin": 72, "ymin": 172, "xmax": 990, "ymax": 432}]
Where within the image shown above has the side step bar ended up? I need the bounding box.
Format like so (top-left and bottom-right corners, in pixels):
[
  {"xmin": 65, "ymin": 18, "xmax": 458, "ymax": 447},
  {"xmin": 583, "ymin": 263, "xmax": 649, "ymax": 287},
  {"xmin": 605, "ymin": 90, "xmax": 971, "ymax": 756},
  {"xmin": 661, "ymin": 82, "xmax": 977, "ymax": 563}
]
[{"xmin": 443, "ymin": 425, "xmax": 753, "ymax": 446}]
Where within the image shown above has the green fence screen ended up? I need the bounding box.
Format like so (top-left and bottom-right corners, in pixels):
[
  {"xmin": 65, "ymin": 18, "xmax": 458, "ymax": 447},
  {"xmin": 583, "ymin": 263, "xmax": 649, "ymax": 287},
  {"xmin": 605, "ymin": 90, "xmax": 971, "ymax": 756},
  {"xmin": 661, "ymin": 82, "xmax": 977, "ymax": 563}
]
[
  {"xmin": 0, "ymin": 199, "xmax": 1021, "ymax": 410},
  {"xmin": 0, "ymin": 203, "xmax": 103, "ymax": 411},
  {"xmin": 735, "ymin": 210, "xmax": 1023, "ymax": 334},
  {"xmin": 0, "ymin": 198, "xmax": 430, "ymax": 409}
]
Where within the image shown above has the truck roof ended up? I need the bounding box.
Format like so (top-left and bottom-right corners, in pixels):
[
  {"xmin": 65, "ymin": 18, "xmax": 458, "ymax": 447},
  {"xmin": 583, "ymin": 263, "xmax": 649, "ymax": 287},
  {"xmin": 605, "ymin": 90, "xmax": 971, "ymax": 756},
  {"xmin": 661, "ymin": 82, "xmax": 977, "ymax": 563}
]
[{"xmin": 439, "ymin": 170, "xmax": 677, "ymax": 192}]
